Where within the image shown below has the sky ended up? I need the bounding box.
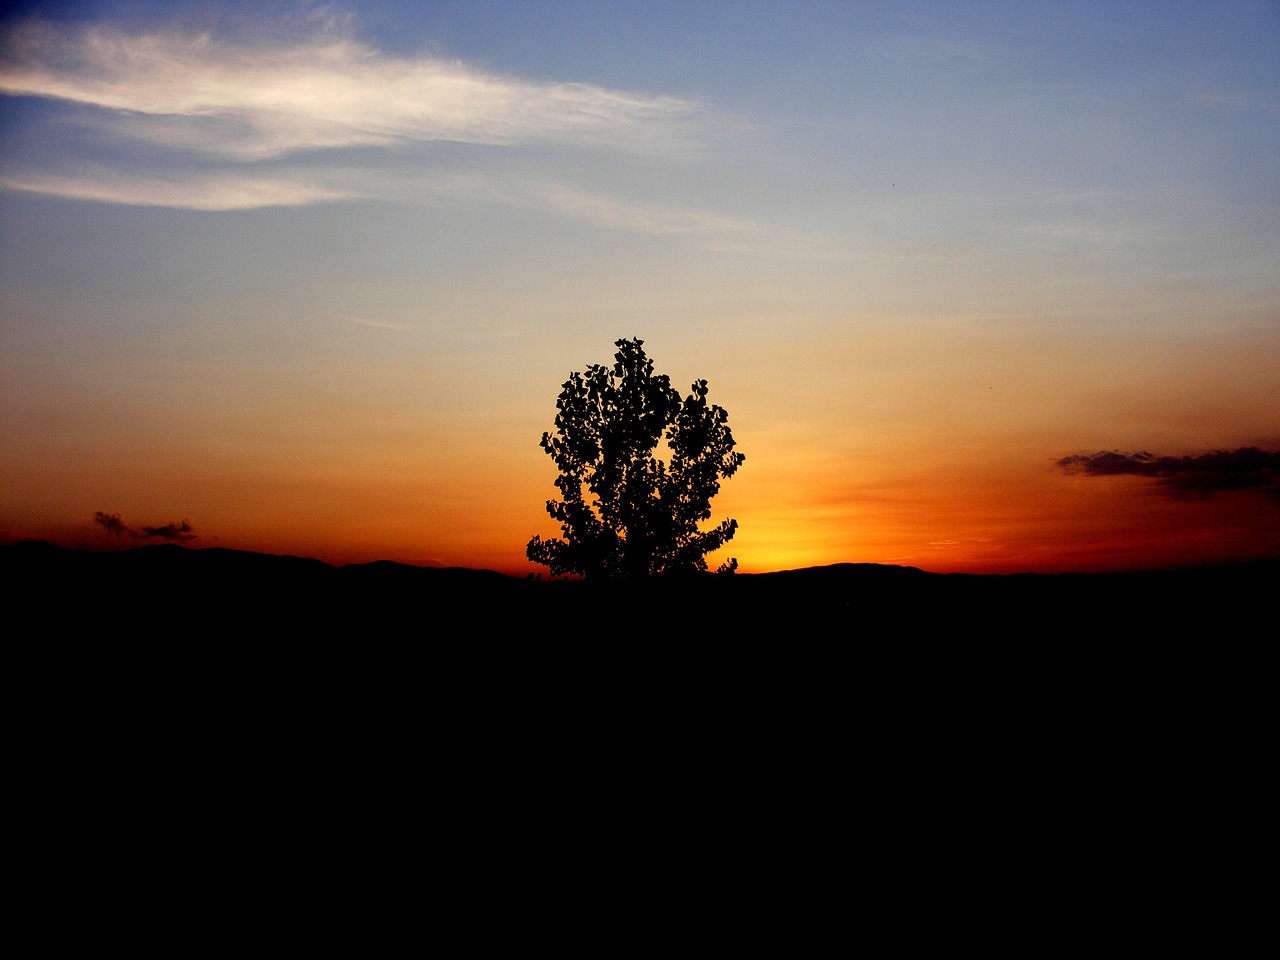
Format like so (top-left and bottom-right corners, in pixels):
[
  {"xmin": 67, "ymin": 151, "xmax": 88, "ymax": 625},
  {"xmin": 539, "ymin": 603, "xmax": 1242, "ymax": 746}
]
[{"xmin": 2, "ymin": 0, "xmax": 1278, "ymax": 575}]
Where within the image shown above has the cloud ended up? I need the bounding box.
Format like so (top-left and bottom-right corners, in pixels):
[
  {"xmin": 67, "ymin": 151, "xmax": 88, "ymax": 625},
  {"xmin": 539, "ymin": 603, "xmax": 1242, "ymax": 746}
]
[
  {"xmin": 93, "ymin": 511, "xmax": 129, "ymax": 537},
  {"xmin": 0, "ymin": 18, "xmax": 697, "ymax": 160},
  {"xmin": 407, "ymin": 172, "xmax": 837, "ymax": 256},
  {"xmin": 1, "ymin": 162, "xmax": 819, "ymax": 254},
  {"xmin": 1190, "ymin": 89, "xmax": 1280, "ymax": 118},
  {"xmin": 342, "ymin": 315, "xmax": 415, "ymax": 331},
  {"xmin": 1058, "ymin": 448, "xmax": 1280, "ymax": 502},
  {"xmin": 92, "ymin": 512, "xmax": 198, "ymax": 540},
  {"xmin": 529, "ymin": 182, "xmax": 764, "ymax": 238},
  {"xmin": 140, "ymin": 519, "xmax": 196, "ymax": 540},
  {"xmin": 0, "ymin": 13, "xmax": 837, "ymax": 255},
  {"xmin": 0, "ymin": 170, "xmax": 353, "ymax": 210}
]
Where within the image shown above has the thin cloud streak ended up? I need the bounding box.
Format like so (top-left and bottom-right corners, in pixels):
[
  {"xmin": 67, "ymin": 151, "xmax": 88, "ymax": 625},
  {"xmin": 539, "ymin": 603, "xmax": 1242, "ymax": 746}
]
[
  {"xmin": 409, "ymin": 172, "xmax": 846, "ymax": 258},
  {"xmin": 0, "ymin": 169, "xmax": 354, "ymax": 210},
  {"xmin": 0, "ymin": 19, "xmax": 699, "ymax": 159},
  {"xmin": 0, "ymin": 162, "xmax": 836, "ymax": 258},
  {"xmin": 343, "ymin": 315, "xmax": 416, "ymax": 332}
]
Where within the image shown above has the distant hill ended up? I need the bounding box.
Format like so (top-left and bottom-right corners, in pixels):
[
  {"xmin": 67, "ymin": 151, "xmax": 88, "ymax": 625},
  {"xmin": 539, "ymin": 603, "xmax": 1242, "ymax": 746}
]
[{"xmin": 5, "ymin": 539, "xmax": 1275, "ymax": 634}]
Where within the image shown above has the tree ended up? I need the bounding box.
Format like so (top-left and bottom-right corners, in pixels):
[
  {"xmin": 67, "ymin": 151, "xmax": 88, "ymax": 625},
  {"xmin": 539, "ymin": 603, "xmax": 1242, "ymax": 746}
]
[{"xmin": 526, "ymin": 338, "xmax": 745, "ymax": 580}]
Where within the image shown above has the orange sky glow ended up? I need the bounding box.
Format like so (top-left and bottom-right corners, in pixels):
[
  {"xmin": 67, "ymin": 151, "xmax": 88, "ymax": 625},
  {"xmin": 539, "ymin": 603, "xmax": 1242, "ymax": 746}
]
[{"xmin": 2, "ymin": 2, "xmax": 1278, "ymax": 576}]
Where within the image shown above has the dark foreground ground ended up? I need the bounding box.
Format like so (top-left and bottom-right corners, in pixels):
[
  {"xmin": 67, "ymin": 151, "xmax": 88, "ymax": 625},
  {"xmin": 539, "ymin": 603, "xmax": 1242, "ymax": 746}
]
[
  {"xmin": 12, "ymin": 536, "xmax": 1271, "ymax": 764},
  {"xmin": 11, "ymin": 538, "xmax": 1270, "ymax": 887},
  {"xmin": 8, "ymin": 539, "xmax": 1268, "ymax": 940}
]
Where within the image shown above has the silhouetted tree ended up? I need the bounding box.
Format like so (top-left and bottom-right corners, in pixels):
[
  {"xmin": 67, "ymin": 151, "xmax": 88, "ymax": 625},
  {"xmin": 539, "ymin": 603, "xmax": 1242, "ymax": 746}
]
[{"xmin": 527, "ymin": 338, "xmax": 744, "ymax": 580}]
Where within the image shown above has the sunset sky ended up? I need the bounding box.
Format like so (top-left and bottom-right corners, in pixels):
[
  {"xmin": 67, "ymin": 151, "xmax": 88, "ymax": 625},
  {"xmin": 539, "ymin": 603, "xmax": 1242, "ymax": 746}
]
[{"xmin": 2, "ymin": 0, "xmax": 1278, "ymax": 575}]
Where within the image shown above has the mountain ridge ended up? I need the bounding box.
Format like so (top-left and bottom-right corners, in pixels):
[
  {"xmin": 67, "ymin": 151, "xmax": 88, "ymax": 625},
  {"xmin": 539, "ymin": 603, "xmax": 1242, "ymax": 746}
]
[{"xmin": 7, "ymin": 537, "xmax": 1275, "ymax": 635}]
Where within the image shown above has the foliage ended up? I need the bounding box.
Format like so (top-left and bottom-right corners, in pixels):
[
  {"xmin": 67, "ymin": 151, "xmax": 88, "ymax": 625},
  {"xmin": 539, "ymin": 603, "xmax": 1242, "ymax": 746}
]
[{"xmin": 527, "ymin": 338, "xmax": 744, "ymax": 579}]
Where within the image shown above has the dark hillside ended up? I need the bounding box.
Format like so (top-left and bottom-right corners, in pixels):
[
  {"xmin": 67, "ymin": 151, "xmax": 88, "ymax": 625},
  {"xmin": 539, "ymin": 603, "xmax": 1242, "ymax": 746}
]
[
  {"xmin": 6, "ymin": 540, "xmax": 1274, "ymax": 635},
  {"xmin": 10, "ymin": 540, "xmax": 1269, "ymax": 800}
]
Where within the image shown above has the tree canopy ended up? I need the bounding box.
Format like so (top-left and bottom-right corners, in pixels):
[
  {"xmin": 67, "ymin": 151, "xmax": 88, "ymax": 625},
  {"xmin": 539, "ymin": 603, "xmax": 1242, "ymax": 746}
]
[{"xmin": 526, "ymin": 338, "xmax": 744, "ymax": 580}]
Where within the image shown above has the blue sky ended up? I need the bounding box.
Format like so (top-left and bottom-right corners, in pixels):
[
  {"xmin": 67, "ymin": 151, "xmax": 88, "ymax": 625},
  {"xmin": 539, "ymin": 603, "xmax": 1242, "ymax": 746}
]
[{"xmin": 3, "ymin": 1, "xmax": 1278, "ymax": 572}]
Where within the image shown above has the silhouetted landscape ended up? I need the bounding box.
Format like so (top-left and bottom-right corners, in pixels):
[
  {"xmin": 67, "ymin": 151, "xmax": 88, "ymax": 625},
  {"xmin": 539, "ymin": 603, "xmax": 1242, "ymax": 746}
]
[
  {"xmin": 5, "ymin": 10, "xmax": 1276, "ymax": 890},
  {"xmin": 9, "ymin": 539, "xmax": 1274, "ymax": 634}
]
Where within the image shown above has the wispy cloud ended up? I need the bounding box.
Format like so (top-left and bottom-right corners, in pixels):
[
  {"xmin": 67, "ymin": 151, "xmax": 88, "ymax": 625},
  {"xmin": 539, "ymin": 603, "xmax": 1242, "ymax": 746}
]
[
  {"xmin": 1190, "ymin": 89, "xmax": 1280, "ymax": 118},
  {"xmin": 425, "ymin": 174, "xmax": 842, "ymax": 258},
  {"xmin": 0, "ymin": 13, "xmax": 842, "ymax": 256},
  {"xmin": 342, "ymin": 315, "xmax": 415, "ymax": 331},
  {"xmin": 529, "ymin": 181, "xmax": 765, "ymax": 238},
  {"xmin": 0, "ymin": 18, "xmax": 697, "ymax": 160},
  {"xmin": 0, "ymin": 169, "xmax": 354, "ymax": 210},
  {"xmin": 1058, "ymin": 448, "xmax": 1280, "ymax": 502},
  {"xmin": 0, "ymin": 159, "xmax": 827, "ymax": 256}
]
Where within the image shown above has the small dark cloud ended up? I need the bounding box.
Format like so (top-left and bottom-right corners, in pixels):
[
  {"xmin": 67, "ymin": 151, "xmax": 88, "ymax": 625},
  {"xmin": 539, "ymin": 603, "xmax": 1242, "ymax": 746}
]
[
  {"xmin": 94, "ymin": 511, "xmax": 198, "ymax": 540},
  {"xmin": 1058, "ymin": 447, "xmax": 1280, "ymax": 502},
  {"xmin": 140, "ymin": 519, "xmax": 196, "ymax": 541},
  {"xmin": 93, "ymin": 511, "xmax": 130, "ymax": 537}
]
